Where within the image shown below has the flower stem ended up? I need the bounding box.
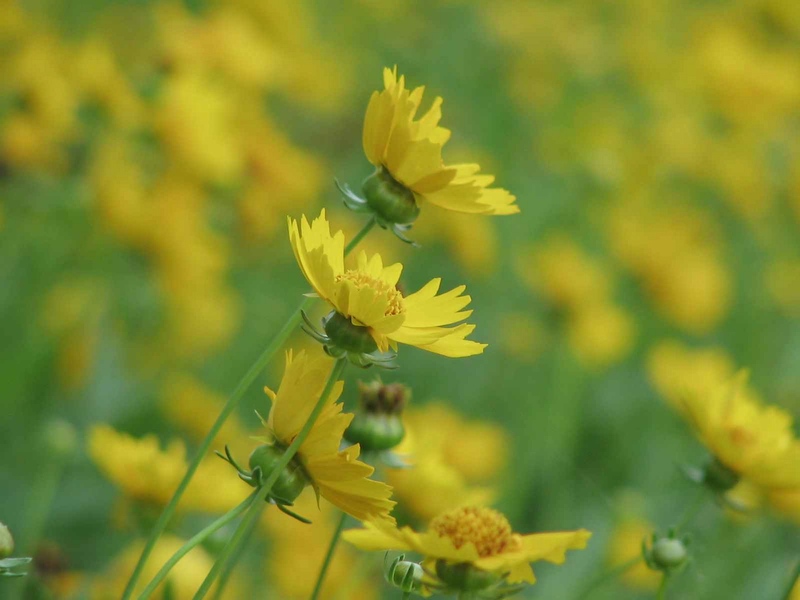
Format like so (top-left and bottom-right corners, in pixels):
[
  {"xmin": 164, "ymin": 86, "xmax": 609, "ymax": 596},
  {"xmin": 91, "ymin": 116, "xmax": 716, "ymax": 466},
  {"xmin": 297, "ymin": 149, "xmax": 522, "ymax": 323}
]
[
  {"xmin": 136, "ymin": 492, "xmax": 257, "ymax": 600},
  {"xmin": 656, "ymin": 574, "xmax": 670, "ymax": 600},
  {"xmin": 675, "ymin": 488, "xmax": 707, "ymax": 532},
  {"xmin": 192, "ymin": 358, "xmax": 348, "ymax": 600},
  {"xmin": 577, "ymin": 556, "xmax": 642, "ymax": 599},
  {"xmin": 310, "ymin": 512, "xmax": 348, "ymax": 600},
  {"xmin": 121, "ymin": 216, "xmax": 375, "ymax": 599},
  {"xmin": 208, "ymin": 522, "xmax": 257, "ymax": 600},
  {"xmin": 345, "ymin": 216, "xmax": 376, "ymax": 254}
]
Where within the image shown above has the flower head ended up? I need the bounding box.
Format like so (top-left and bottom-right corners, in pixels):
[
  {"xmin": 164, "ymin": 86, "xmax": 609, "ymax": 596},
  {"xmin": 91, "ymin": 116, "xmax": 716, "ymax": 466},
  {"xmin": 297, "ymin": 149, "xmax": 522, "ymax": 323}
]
[
  {"xmin": 344, "ymin": 506, "xmax": 590, "ymax": 590},
  {"xmin": 340, "ymin": 67, "xmax": 517, "ymax": 234},
  {"xmin": 680, "ymin": 372, "xmax": 800, "ymax": 491},
  {"xmin": 289, "ymin": 210, "xmax": 486, "ymax": 360},
  {"xmin": 250, "ymin": 350, "xmax": 395, "ymax": 522}
]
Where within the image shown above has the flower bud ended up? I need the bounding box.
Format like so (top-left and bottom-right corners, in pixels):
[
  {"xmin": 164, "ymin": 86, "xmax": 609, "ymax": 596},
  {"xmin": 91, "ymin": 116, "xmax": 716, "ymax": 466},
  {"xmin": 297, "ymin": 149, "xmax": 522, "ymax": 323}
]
[
  {"xmin": 248, "ymin": 445, "xmax": 309, "ymax": 505},
  {"xmin": 703, "ymin": 457, "xmax": 739, "ymax": 493},
  {"xmin": 362, "ymin": 167, "xmax": 420, "ymax": 226},
  {"xmin": 386, "ymin": 557, "xmax": 424, "ymax": 593},
  {"xmin": 435, "ymin": 560, "xmax": 501, "ymax": 592},
  {"xmin": 0, "ymin": 523, "xmax": 13, "ymax": 559},
  {"xmin": 345, "ymin": 381, "xmax": 409, "ymax": 451},
  {"xmin": 323, "ymin": 311, "xmax": 379, "ymax": 355},
  {"xmin": 651, "ymin": 538, "xmax": 688, "ymax": 570}
]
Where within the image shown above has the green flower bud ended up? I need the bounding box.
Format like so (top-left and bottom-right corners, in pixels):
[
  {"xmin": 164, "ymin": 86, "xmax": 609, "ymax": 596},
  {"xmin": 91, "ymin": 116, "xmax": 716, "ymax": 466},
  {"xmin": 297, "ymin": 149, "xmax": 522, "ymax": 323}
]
[
  {"xmin": 435, "ymin": 560, "xmax": 501, "ymax": 592},
  {"xmin": 248, "ymin": 445, "xmax": 309, "ymax": 505},
  {"xmin": 703, "ymin": 457, "xmax": 739, "ymax": 493},
  {"xmin": 0, "ymin": 524, "xmax": 13, "ymax": 559},
  {"xmin": 344, "ymin": 380, "xmax": 409, "ymax": 451},
  {"xmin": 323, "ymin": 311, "xmax": 379, "ymax": 355},
  {"xmin": 362, "ymin": 167, "xmax": 420, "ymax": 226},
  {"xmin": 387, "ymin": 558, "xmax": 424, "ymax": 593},
  {"xmin": 651, "ymin": 538, "xmax": 689, "ymax": 570},
  {"xmin": 358, "ymin": 380, "xmax": 409, "ymax": 415}
]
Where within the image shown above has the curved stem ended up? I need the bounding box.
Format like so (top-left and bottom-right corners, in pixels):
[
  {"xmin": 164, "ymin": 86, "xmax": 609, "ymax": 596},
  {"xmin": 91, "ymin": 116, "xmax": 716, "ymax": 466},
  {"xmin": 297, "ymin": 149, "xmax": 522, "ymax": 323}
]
[
  {"xmin": 192, "ymin": 358, "xmax": 348, "ymax": 600},
  {"xmin": 345, "ymin": 216, "xmax": 376, "ymax": 254},
  {"xmin": 121, "ymin": 215, "xmax": 375, "ymax": 599},
  {"xmin": 656, "ymin": 574, "xmax": 669, "ymax": 600},
  {"xmin": 577, "ymin": 556, "xmax": 642, "ymax": 599},
  {"xmin": 136, "ymin": 492, "xmax": 257, "ymax": 600},
  {"xmin": 310, "ymin": 512, "xmax": 348, "ymax": 600}
]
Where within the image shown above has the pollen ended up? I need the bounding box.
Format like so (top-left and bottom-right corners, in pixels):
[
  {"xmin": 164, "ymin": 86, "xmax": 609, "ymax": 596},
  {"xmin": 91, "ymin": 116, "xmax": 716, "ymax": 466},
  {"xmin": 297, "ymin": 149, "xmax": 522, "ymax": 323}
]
[
  {"xmin": 429, "ymin": 506, "xmax": 522, "ymax": 558},
  {"xmin": 337, "ymin": 270, "xmax": 405, "ymax": 316}
]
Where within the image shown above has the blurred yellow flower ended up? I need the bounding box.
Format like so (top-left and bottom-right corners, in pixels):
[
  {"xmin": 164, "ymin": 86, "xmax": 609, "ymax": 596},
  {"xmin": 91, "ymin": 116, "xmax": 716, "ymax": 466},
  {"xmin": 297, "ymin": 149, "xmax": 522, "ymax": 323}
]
[
  {"xmin": 767, "ymin": 487, "xmax": 800, "ymax": 525},
  {"xmin": 680, "ymin": 373, "xmax": 800, "ymax": 491},
  {"xmin": 387, "ymin": 402, "xmax": 507, "ymax": 521},
  {"xmin": 263, "ymin": 491, "xmax": 378, "ymax": 600},
  {"xmin": 344, "ymin": 506, "xmax": 590, "ymax": 585},
  {"xmin": 566, "ymin": 301, "xmax": 635, "ymax": 369},
  {"xmin": 362, "ymin": 67, "xmax": 517, "ymax": 216},
  {"xmin": 766, "ymin": 259, "xmax": 800, "ymax": 315},
  {"xmin": 91, "ymin": 534, "xmax": 236, "ymax": 600},
  {"xmin": 259, "ymin": 350, "xmax": 395, "ymax": 521},
  {"xmin": 606, "ymin": 517, "xmax": 660, "ymax": 592},
  {"xmin": 289, "ymin": 210, "xmax": 486, "ymax": 357}
]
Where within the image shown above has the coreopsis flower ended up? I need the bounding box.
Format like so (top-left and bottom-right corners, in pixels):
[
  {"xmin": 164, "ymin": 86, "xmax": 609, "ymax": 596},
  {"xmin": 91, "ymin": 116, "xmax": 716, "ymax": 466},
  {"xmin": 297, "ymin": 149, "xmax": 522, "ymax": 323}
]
[
  {"xmin": 289, "ymin": 210, "xmax": 486, "ymax": 365},
  {"xmin": 679, "ymin": 372, "xmax": 800, "ymax": 496},
  {"xmin": 221, "ymin": 350, "xmax": 395, "ymax": 522},
  {"xmin": 339, "ymin": 67, "xmax": 517, "ymax": 237},
  {"xmin": 344, "ymin": 506, "xmax": 590, "ymax": 596},
  {"xmin": 387, "ymin": 402, "xmax": 507, "ymax": 521}
]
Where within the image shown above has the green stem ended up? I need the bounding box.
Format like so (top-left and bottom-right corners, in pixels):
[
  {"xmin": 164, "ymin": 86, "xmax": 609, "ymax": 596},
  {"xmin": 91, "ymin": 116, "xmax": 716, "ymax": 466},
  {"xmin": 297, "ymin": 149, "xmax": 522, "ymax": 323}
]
[
  {"xmin": 577, "ymin": 556, "xmax": 642, "ymax": 599},
  {"xmin": 208, "ymin": 521, "xmax": 257, "ymax": 600},
  {"xmin": 192, "ymin": 358, "xmax": 348, "ymax": 600},
  {"xmin": 657, "ymin": 574, "xmax": 669, "ymax": 600},
  {"xmin": 136, "ymin": 492, "xmax": 257, "ymax": 600},
  {"xmin": 345, "ymin": 216, "xmax": 376, "ymax": 254},
  {"xmin": 122, "ymin": 216, "xmax": 375, "ymax": 599},
  {"xmin": 675, "ymin": 488, "xmax": 707, "ymax": 532},
  {"xmin": 310, "ymin": 512, "xmax": 348, "ymax": 600},
  {"xmin": 781, "ymin": 560, "xmax": 800, "ymax": 600}
]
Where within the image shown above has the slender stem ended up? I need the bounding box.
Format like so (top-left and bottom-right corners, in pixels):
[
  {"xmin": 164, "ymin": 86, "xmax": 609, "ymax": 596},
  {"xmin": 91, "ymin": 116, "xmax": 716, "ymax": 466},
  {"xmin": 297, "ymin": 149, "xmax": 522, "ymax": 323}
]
[
  {"xmin": 193, "ymin": 358, "xmax": 348, "ymax": 600},
  {"xmin": 345, "ymin": 216, "xmax": 376, "ymax": 254},
  {"xmin": 122, "ymin": 214, "xmax": 374, "ymax": 599},
  {"xmin": 656, "ymin": 574, "xmax": 669, "ymax": 600},
  {"xmin": 577, "ymin": 556, "xmax": 642, "ymax": 599},
  {"xmin": 136, "ymin": 493, "xmax": 257, "ymax": 600},
  {"xmin": 781, "ymin": 560, "xmax": 800, "ymax": 600},
  {"xmin": 208, "ymin": 521, "xmax": 257, "ymax": 600},
  {"xmin": 675, "ymin": 488, "xmax": 707, "ymax": 532},
  {"xmin": 310, "ymin": 512, "xmax": 348, "ymax": 600}
]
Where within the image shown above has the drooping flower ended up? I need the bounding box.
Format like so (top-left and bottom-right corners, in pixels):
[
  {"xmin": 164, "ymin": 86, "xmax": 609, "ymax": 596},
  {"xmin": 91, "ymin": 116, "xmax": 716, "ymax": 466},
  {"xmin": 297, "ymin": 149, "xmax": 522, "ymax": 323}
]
[
  {"xmin": 340, "ymin": 67, "xmax": 517, "ymax": 234},
  {"xmin": 289, "ymin": 210, "xmax": 486, "ymax": 361},
  {"xmin": 227, "ymin": 350, "xmax": 395, "ymax": 522},
  {"xmin": 679, "ymin": 372, "xmax": 800, "ymax": 493},
  {"xmin": 344, "ymin": 506, "xmax": 590, "ymax": 593}
]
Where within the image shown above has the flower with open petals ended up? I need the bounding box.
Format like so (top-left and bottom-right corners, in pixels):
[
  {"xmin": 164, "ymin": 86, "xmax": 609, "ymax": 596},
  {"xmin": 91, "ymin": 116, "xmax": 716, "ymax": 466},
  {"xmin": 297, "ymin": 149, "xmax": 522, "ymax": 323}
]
[
  {"xmin": 680, "ymin": 372, "xmax": 800, "ymax": 493},
  {"xmin": 340, "ymin": 67, "xmax": 517, "ymax": 236},
  {"xmin": 344, "ymin": 506, "xmax": 590, "ymax": 592},
  {"xmin": 289, "ymin": 210, "xmax": 486, "ymax": 361},
  {"xmin": 237, "ymin": 350, "xmax": 395, "ymax": 522}
]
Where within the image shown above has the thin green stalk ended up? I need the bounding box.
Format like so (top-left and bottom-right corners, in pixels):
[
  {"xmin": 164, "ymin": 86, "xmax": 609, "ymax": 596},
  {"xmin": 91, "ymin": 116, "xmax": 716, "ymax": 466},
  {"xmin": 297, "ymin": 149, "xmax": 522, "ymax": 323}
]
[
  {"xmin": 781, "ymin": 560, "xmax": 800, "ymax": 600},
  {"xmin": 577, "ymin": 556, "xmax": 642, "ymax": 599},
  {"xmin": 656, "ymin": 574, "xmax": 669, "ymax": 600},
  {"xmin": 137, "ymin": 492, "xmax": 257, "ymax": 600},
  {"xmin": 192, "ymin": 358, "xmax": 348, "ymax": 600},
  {"xmin": 675, "ymin": 488, "xmax": 707, "ymax": 532},
  {"xmin": 122, "ymin": 216, "xmax": 375, "ymax": 599},
  {"xmin": 310, "ymin": 512, "xmax": 348, "ymax": 600},
  {"xmin": 345, "ymin": 216, "xmax": 376, "ymax": 254},
  {"xmin": 208, "ymin": 519, "xmax": 257, "ymax": 600}
]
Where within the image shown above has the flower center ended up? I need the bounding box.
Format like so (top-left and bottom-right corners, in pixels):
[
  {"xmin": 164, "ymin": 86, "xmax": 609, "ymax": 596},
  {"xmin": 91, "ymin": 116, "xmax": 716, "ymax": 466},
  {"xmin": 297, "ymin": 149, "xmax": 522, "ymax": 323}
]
[
  {"xmin": 429, "ymin": 506, "xmax": 521, "ymax": 558},
  {"xmin": 336, "ymin": 270, "xmax": 405, "ymax": 316}
]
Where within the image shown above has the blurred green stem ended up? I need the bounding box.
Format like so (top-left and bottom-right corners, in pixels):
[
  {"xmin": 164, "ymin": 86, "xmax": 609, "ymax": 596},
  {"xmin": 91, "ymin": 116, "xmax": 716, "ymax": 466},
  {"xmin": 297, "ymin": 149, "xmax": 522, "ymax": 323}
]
[
  {"xmin": 576, "ymin": 556, "xmax": 642, "ymax": 599},
  {"xmin": 136, "ymin": 492, "xmax": 257, "ymax": 600},
  {"xmin": 208, "ymin": 521, "xmax": 257, "ymax": 600},
  {"xmin": 657, "ymin": 574, "xmax": 669, "ymax": 600},
  {"xmin": 675, "ymin": 488, "xmax": 707, "ymax": 532},
  {"xmin": 192, "ymin": 358, "xmax": 348, "ymax": 600},
  {"xmin": 310, "ymin": 512, "xmax": 348, "ymax": 600},
  {"xmin": 121, "ymin": 217, "xmax": 375, "ymax": 600}
]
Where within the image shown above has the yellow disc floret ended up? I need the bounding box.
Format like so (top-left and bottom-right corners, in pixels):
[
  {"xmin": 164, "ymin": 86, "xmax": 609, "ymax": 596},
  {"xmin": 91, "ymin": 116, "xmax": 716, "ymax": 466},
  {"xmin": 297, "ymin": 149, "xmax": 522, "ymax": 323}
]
[
  {"xmin": 336, "ymin": 270, "xmax": 405, "ymax": 316},
  {"xmin": 430, "ymin": 506, "xmax": 522, "ymax": 558}
]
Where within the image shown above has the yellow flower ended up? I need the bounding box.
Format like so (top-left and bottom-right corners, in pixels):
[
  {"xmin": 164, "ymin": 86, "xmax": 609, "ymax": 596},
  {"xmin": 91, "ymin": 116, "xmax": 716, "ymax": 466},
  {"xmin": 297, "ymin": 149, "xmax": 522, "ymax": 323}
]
[
  {"xmin": 344, "ymin": 506, "xmax": 590, "ymax": 585},
  {"xmin": 258, "ymin": 349, "xmax": 395, "ymax": 521},
  {"xmin": 87, "ymin": 425, "xmax": 249, "ymax": 514},
  {"xmin": 606, "ymin": 517, "xmax": 660, "ymax": 592},
  {"xmin": 387, "ymin": 402, "xmax": 507, "ymax": 521},
  {"xmin": 288, "ymin": 210, "xmax": 486, "ymax": 358},
  {"xmin": 359, "ymin": 67, "xmax": 517, "ymax": 220},
  {"xmin": 680, "ymin": 373, "xmax": 800, "ymax": 491},
  {"xmin": 767, "ymin": 487, "xmax": 800, "ymax": 525},
  {"xmin": 566, "ymin": 301, "xmax": 635, "ymax": 369},
  {"xmin": 91, "ymin": 534, "xmax": 237, "ymax": 600}
]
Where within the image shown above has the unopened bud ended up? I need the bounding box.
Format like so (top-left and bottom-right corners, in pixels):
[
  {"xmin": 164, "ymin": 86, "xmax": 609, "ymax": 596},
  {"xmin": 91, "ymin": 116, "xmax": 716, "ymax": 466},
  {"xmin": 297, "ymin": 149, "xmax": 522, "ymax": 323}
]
[
  {"xmin": 386, "ymin": 557, "xmax": 424, "ymax": 593},
  {"xmin": 344, "ymin": 381, "xmax": 409, "ymax": 451},
  {"xmin": 0, "ymin": 523, "xmax": 13, "ymax": 558},
  {"xmin": 652, "ymin": 538, "xmax": 688, "ymax": 570}
]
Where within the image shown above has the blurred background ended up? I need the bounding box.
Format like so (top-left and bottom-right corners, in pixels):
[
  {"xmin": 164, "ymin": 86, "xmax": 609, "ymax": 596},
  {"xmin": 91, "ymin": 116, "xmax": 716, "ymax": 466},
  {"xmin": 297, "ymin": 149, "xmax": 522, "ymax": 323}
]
[{"xmin": 1, "ymin": 0, "xmax": 799, "ymax": 598}]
